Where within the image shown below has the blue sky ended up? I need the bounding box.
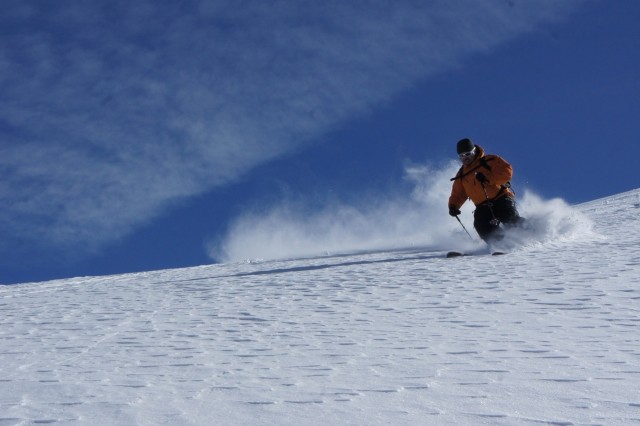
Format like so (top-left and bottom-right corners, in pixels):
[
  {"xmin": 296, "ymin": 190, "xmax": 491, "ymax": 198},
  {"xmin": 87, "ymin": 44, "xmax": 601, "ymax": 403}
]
[{"xmin": 2, "ymin": 0, "xmax": 638, "ymax": 284}]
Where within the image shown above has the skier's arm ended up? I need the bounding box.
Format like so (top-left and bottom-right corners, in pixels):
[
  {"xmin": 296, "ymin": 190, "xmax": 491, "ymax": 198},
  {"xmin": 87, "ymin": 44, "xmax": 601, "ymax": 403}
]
[{"xmin": 448, "ymin": 179, "xmax": 468, "ymax": 209}]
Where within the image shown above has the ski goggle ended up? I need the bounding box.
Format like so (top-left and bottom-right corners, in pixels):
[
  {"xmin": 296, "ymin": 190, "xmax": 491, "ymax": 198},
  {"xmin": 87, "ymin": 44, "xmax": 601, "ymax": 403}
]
[{"xmin": 458, "ymin": 148, "xmax": 475, "ymax": 159}]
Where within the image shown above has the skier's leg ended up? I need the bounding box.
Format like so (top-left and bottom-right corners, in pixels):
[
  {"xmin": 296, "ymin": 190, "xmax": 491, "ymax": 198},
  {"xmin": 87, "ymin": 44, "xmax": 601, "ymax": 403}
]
[
  {"xmin": 493, "ymin": 196, "xmax": 524, "ymax": 227},
  {"xmin": 474, "ymin": 204, "xmax": 501, "ymax": 242}
]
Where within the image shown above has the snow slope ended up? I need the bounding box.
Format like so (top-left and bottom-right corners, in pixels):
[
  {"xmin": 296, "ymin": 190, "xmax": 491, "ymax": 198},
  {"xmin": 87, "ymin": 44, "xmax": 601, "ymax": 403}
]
[{"xmin": 1, "ymin": 189, "xmax": 639, "ymax": 425}]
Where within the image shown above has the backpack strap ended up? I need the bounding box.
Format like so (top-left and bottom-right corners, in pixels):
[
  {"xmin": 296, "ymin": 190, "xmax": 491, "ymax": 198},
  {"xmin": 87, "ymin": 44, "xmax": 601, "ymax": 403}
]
[
  {"xmin": 450, "ymin": 156, "xmax": 495, "ymax": 181},
  {"xmin": 451, "ymin": 166, "xmax": 464, "ymax": 182}
]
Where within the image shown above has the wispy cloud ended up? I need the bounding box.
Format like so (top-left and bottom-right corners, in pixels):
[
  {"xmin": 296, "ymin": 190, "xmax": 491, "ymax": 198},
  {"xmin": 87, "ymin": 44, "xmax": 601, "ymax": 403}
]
[{"xmin": 0, "ymin": 0, "xmax": 585, "ymax": 258}]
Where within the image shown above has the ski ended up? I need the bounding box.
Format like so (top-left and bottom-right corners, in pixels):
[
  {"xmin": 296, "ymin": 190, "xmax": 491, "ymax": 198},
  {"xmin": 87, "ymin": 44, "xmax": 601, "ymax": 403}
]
[{"xmin": 446, "ymin": 251, "xmax": 505, "ymax": 258}]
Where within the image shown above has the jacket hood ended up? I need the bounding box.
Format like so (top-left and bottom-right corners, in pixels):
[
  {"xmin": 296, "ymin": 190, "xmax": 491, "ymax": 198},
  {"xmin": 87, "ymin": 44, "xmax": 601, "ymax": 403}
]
[{"xmin": 473, "ymin": 144, "xmax": 486, "ymax": 160}]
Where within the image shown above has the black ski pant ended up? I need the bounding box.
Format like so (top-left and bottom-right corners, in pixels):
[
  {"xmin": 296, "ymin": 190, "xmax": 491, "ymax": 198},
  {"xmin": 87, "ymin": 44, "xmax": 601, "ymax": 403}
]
[{"xmin": 474, "ymin": 196, "xmax": 522, "ymax": 243}]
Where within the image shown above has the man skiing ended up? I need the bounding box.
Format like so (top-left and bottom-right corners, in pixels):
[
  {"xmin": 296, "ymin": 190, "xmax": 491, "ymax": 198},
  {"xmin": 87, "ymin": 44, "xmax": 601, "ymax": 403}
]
[{"xmin": 448, "ymin": 138, "xmax": 522, "ymax": 243}]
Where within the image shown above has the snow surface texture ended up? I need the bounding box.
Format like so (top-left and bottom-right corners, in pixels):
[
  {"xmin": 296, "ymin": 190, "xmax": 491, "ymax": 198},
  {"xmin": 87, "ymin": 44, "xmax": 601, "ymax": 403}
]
[{"xmin": 1, "ymin": 189, "xmax": 640, "ymax": 425}]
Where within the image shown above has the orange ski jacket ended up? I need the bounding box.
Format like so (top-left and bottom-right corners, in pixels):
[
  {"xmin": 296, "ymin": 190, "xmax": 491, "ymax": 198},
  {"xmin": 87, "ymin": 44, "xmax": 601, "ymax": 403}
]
[{"xmin": 448, "ymin": 145, "xmax": 515, "ymax": 209}]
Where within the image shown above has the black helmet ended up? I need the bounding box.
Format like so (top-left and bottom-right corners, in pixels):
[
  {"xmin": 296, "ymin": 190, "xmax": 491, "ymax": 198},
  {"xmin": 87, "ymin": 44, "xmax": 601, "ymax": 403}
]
[{"xmin": 456, "ymin": 138, "xmax": 475, "ymax": 154}]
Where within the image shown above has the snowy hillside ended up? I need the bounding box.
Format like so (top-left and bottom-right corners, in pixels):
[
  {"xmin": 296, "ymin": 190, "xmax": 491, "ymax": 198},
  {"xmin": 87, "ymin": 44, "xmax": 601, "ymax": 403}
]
[{"xmin": 1, "ymin": 189, "xmax": 639, "ymax": 425}]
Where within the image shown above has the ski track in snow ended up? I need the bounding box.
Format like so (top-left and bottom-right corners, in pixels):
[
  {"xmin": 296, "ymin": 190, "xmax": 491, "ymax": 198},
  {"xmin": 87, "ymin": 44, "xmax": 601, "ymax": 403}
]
[{"xmin": 1, "ymin": 190, "xmax": 640, "ymax": 425}]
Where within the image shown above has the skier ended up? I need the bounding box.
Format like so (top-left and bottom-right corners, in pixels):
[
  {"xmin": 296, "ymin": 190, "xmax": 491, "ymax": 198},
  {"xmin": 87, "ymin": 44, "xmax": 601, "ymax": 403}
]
[{"xmin": 448, "ymin": 138, "xmax": 522, "ymax": 243}]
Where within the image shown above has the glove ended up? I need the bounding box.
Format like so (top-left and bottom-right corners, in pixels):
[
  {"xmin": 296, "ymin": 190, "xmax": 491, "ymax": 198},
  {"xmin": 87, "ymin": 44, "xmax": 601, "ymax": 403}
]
[
  {"xmin": 475, "ymin": 172, "xmax": 489, "ymax": 184},
  {"xmin": 448, "ymin": 205, "xmax": 461, "ymax": 217}
]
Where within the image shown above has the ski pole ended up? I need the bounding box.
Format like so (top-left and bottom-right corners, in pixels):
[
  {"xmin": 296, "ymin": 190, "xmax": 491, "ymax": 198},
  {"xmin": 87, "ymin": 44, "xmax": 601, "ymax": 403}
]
[
  {"xmin": 480, "ymin": 182, "xmax": 500, "ymax": 226},
  {"xmin": 455, "ymin": 215, "xmax": 474, "ymax": 241}
]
